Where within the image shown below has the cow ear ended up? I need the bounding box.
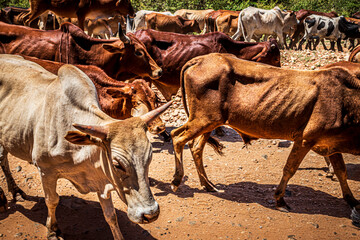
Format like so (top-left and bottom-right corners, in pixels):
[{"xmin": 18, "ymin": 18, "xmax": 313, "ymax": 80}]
[
  {"xmin": 64, "ymin": 131, "xmax": 102, "ymax": 145},
  {"xmin": 102, "ymin": 42, "xmax": 125, "ymax": 54},
  {"xmin": 106, "ymin": 86, "xmax": 132, "ymax": 98}
]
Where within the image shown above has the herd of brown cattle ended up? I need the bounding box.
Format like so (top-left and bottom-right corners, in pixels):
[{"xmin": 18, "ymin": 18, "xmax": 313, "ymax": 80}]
[{"xmin": 0, "ymin": 1, "xmax": 360, "ymax": 239}]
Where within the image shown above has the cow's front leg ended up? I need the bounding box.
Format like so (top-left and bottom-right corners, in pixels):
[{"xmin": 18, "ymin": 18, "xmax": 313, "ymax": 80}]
[
  {"xmin": 40, "ymin": 172, "xmax": 62, "ymax": 240},
  {"xmin": 97, "ymin": 193, "xmax": 124, "ymax": 240},
  {"xmin": 327, "ymin": 154, "xmax": 360, "ymax": 223},
  {"xmin": 0, "ymin": 145, "xmax": 27, "ymax": 203},
  {"xmin": 274, "ymin": 140, "xmax": 310, "ymax": 212}
]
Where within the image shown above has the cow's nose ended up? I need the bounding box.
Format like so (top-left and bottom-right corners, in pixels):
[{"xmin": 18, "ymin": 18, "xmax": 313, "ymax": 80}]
[
  {"xmin": 142, "ymin": 209, "xmax": 160, "ymax": 223},
  {"xmin": 152, "ymin": 68, "xmax": 162, "ymax": 78}
]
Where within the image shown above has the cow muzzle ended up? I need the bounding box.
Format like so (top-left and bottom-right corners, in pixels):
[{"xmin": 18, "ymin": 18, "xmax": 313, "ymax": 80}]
[
  {"xmin": 127, "ymin": 201, "xmax": 160, "ymax": 224},
  {"xmin": 151, "ymin": 68, "xmax": 163, "ymax": 79}
]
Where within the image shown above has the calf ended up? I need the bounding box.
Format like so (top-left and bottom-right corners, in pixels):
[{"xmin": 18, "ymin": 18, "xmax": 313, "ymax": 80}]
[
  {"xmin": 170, "ymin": 53, "xmax": 360, "ymax": 223},
  {"xmin": 144, "ymin": 13, "xmax": 201, "ymax": 34},
  {"xmin": 0, "ymin": 54, "xmax": 172, "ymax": 239},
  {"xmin": 298, "ymin": 15, "xmax": 344, "ymax": 51}
]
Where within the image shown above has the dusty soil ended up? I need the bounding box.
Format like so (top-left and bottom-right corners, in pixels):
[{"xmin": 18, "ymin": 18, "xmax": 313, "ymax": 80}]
[{"xmin": 1, "ymin": 48, "xmax": 360, "ymax": 240}]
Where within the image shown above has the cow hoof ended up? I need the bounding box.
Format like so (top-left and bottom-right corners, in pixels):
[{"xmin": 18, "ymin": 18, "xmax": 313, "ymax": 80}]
[
  {"xmin": 13, "ymin": 189, "xmax": 27, "ymax": 202},
  {"xmin": 351, "ymin": 207, "xmax": 360, "ymax": 227},
  {"xmin": 170, "ymin": 184, "xmax": 178, "ymax": 192},
  {"xmin": 276, "ymin": 206, "xmax": 290, "ymax": 213},
  {"xmin": 47, "ymin": 230, "xmax": 62, "ymax": 240},
  {"xmin": 275, "ymin": 198, "xmax": 291, "ymax": 212}
]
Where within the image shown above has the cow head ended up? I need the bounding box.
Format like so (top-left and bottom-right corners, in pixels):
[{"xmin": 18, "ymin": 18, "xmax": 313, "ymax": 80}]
[
  {"xmin": 116, "ymin": 0, "xmax": 135, "ymax": 17},
  {"xmin": 105, "ymin": 79, "xmax": 166, "ymax": 134},
  {"xmin": 65, "ymin": 101, "xmax": 172, "ymax": 224},
  {"xmin": 102, "ymin": 25, "xmax": 163, "ymax": 81},
  {"xmin": 283, "ymin": 11, "xmax": 299, "ymax": 31}
]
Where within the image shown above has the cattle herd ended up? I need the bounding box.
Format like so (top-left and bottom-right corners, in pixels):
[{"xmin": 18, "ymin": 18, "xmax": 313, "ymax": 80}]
[{"xmin": 0, "ymin": 0, "xmax": 360, "ymax": 239}]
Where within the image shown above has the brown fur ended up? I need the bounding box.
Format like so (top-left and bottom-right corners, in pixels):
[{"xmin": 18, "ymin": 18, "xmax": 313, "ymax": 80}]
[
  {"xmin": 349, "ymin": 45, "xmax": 360, "ymax": 63},
  {"xmin": 171, "ymin": 53, "xmax": 360, "ymax": 220}
]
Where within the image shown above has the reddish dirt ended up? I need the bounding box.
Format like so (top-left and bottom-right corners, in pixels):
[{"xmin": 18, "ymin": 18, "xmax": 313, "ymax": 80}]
[{"xmin": 1, "ymin": 48, "xmax": 360, "ymax": 239}]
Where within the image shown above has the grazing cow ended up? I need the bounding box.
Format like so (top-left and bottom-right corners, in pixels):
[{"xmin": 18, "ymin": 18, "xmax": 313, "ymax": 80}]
[
  {"xmin": 135, "ymin": 29, "xmax": 281, "ymax": 101},
  {"xmin": 144, "ymin": 13, "xmax": 201, "ymax": 34},
  {"xmin": 0, "ymin": 54, "xmax": 172, "ymax": 239},
  {"xmin": 349, "ymin": 45, "xmax": 360, "ymax": 62},
  {"xmin": 215, "ymin": 11, "xmax": 240, "ymax": 36},
  {"xmin": 170, "ymin": 53, "xmax": 360, "ymax": 223},
  {"xmin": 298, "ymin": 15, "xmax": 344, "ymax": 51},
  {"xmin": 231, "ymin": 7, "xmax": 298, "ymax": 49},
  {"xmin": 0, "ymin": 21, "xmax": 162, "ymax": 81},
  {"xmin": 126, "ymin": 10, "xmax": 174, "ymax": 33},
  {"xmin": 21, "ymin": 55, "xmax": 166, "ymax": 135},
  {"xmin": 174, "ymin": 9, "xmax": 214, "ymax": 31},
  {"xmin": 23, "ymin": 0, "xmax": 134, "ymax": 30},
  {"xmin": 289, "ymin": 10, "xmax": 339, "ymax": 49}
]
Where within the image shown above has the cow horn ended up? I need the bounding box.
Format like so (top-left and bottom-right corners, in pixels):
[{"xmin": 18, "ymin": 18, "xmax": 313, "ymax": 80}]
[
  {"xmin": 73, "ymin": 124, "xmax": 108, "ymax": 140},
  {"xmin": 140, "ymin": 101, "xmax": 173, "ymax": 125},
  {"xmin": 118, "ymin": 22, "xmax": 130, "ymax": 44}
]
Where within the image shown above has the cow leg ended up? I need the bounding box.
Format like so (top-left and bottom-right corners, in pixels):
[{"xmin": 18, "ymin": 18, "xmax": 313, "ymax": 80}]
[
  {"xmin": 324, "ymin": 156, "xmax": 336, "ymax": 179},
  {"xmin": 328, "ymin": 154, "xmax": 360, "ymax": 211},
  {"xmin": 97, "ymin": 193, "xmax": 124, "ymax": 240},
  {"xmin": 76, "ymin": 12, "xmax": 86, "ymax": 30},
  {"xmin": 320, "ymin": 39, "xmax": 328, "ymax": 50},
  {"xmin": 274, "ymin": 141, "xmax": 310, "ymax": 212},
  {"xmin": 313, "ymin": 38, "xmax": 320, "ymax": 50},
  {"xmin": 330, "ymin": 41, "xmax": 336, "ymax": 51},
  {"xmin": 336, "ymin": 38, "xmax": 343, "ymax": 52},
  {"xmin": 171, "ymin": 120, "xmax": 219, "ymax": 192},
  {"xmin": 0, "ymin": 145, "xmax": 27, "ymax": 203},
  {"xmin": 297, "ymin": 37, "xmax": 307, "ymax": 50},
  {"xmin": 188, "ymin": 132, "xmax": 218, "ymax": 192},
  {"xmin": 41, "ymin": 172, "xmax": 62, "ymax": 240}
]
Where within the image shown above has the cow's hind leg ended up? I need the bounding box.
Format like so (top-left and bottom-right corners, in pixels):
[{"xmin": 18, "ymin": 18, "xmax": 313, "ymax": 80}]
[
  {"xmin": 97, "ymin": 193, "xmax": 124, "ymax": 240},
  {"xmin": 188, "ymin": 132, "xmax": 219, "ymax": 192},
  {"xmin": 274, "ymin": 140, "xmax": 311, "ymax": 212},
  {"xmin": 41, "ymin": 172, "xmax": 62, "ymax": 240},
  {"xmin": 171, "ymin": 120, "xmax": 219, "ymax": 192},
  {"xmin": 327, "ymin": 154, "xmax": 360, "ymax": 223},
  {"xmin": 0, "ymin": 145, "xmax": 27, "ymax": 203}
]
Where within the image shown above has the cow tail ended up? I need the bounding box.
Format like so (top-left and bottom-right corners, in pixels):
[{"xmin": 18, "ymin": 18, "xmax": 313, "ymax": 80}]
[{"xmin": 180, "ymin": 58, "xmax": 225, "ymax": 156}]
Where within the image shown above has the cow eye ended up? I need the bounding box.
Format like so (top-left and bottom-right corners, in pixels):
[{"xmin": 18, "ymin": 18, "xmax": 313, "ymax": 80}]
[
  {"xmin": 112, "ymin": 160, "xmax": 126, "ymax": 173},
  {"xmin": 135, "ymin": 50, "xmax": 143, "ymax": 57}
]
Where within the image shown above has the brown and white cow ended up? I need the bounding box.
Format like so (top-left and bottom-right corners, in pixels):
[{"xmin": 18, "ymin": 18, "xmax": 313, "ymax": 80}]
[
  {"xmin": 170, "ymin": 53, "xmax": 360, "ymax": 222},
  {"xmin": 144, "ymin": 13, "xmax": 201, "ymax": 34},
  {"xmin": 23, "ymin": 0, "xmax": 134, "ymax": 30},
  {"xmin": 0, "ymin": 54, "xmax": 172, "ymax": 239},
  {"xmin": 174, "ymin": 9, "xmax": 214, "ymax": 32},
  {"xmin": 135, "ymin": 29, "xmax": 281, "ymax": 101},
  {"xmin": 21, "ymin": 55, "xmax": 166, "ymax": 135},
  {"xmin": 0, "ymin": 21, "xmax": 162, "ymax": 81}
]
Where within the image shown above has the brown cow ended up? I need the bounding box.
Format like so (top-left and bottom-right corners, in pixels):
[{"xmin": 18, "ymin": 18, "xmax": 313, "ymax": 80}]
[
  {"xmin": 135, "ymin": 29, "xmax": 280, "ymax": 101},
  {"xmin": 289, "ymin": 9, "xmax": 339, "ymax": 49},
  {"xmin": 85, "ymin": 18, "xmax": 114, "ymax": 39},
  {"xmin": 203, "ymin": 10, "xmax": 240, "ymax": 33},
  {"xmin": 21, "ymin": 55, "xmax": 166, "ymax": 135},
  {"xmin": 23, "ymin": 0, "xmax": 134, "ymax": 30},
  {"xmin": 145, "ymin": 13, "xmax": 201, "ymax": 34},
  {"xmin": 349, "ymin": 45, "xmax": 360, "ymax": 63},
  {"xmin": 170, "ymin": 53, "xmax": 360, "ymax": 223},
  {"xmin": 0, "ymin": 21, "xmax": 162, "ymax": 81},
  {"xmin": 215, "ymin": 11, "xmax": 239, "ymax": 36}
]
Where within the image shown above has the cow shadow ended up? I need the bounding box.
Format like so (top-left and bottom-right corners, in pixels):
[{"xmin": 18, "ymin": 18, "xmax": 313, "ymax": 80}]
[
  {"xmin": 149, "ymin": 177, "xmax": 353, "ymax": 219},
  {"xmin": 298, "ymin": 163, "xmax": 360, "ymax": 182},
  {"xmin": 0, "ymin": 195, "xmax": 156, "ymax": 240}
]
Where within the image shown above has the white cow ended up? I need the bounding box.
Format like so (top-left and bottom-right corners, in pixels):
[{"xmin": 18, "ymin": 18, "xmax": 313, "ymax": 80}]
[
  {"xmin": 0, "ymin": 55, "xmax": 171, "ymax": 240},
  {"xmin": 231, "ymin": 6, "xmax": 298, "ymax": 48},
  {"xmin": 126, "ymin": 10, "xmax": 173, "ymax": 33}
]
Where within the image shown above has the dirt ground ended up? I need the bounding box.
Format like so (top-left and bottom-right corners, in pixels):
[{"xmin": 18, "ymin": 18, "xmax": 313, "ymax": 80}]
[{"xmin": 1, "ymin": 48, "xmax": 360, "ymax": 240}]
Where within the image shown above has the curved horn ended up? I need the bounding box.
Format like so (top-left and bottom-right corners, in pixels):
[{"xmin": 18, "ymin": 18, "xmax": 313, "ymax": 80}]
[
  {"xmin": 140, "ymin": 101, "xmax": 173, "ymax": 125},
  {"xmin": 118, "ymin": 22, "xmax": 130, "ymax": 44},
  {"xmin": 73, "ymin": 124, "xmax": 108, "ymax": 140}
]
